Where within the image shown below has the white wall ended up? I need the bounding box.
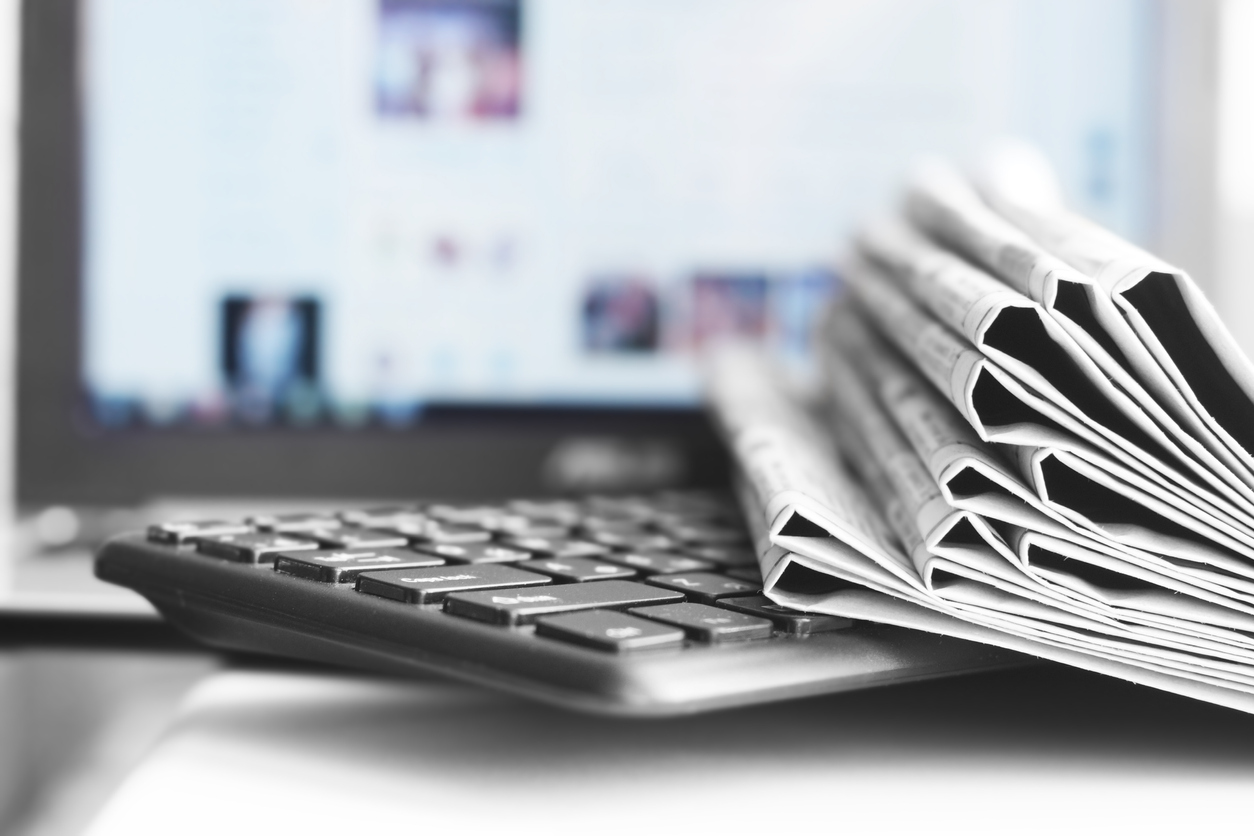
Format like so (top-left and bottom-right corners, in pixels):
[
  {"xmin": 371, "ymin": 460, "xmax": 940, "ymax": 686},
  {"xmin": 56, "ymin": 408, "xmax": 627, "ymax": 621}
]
[
  {"xmin": 0, "ymin": 0, "xmax": 18, "ymax": 595},
  {"xmin": 0, "ymin": 0, "xmax": 25, "ymax": 828},
  {"xmin": 1153, "ymin": 0, "xmax": 1220, "ymax": 294},
  {"xmin": 1216, "ymin": 0, "xmax": 1254, "ymax": 357}
]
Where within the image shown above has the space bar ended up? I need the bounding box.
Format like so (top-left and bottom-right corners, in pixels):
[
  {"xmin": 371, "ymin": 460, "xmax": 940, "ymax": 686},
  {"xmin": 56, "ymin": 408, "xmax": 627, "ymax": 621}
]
[{"xmin": 443, "ymin": 580, "xmax": 684, "ymax": 626}]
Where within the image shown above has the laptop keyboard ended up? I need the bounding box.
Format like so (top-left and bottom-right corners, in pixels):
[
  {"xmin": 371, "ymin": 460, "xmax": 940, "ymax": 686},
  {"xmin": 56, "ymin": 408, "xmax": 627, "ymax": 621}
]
[{"xmin": 145, "ymin": 491, "xmax": 855, "ymax": 652}]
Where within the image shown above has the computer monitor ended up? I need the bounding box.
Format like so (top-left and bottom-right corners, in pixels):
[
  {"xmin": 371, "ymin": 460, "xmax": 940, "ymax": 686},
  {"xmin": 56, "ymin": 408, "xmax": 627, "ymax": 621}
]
[{"xmin": 16, "ymin": 0, "xmax": 1168, "ymax": 509}]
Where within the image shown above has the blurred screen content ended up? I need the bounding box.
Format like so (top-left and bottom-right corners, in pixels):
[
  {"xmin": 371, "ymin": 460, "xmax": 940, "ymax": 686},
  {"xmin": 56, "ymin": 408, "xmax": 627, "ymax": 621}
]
[
  {"xmin": 376, "ymin": 0, "xmax": 522, "ymax": 120},
  {"xmin": 80, "ymin": 0, "xmax": 1153, "ymax": 430},
  {"xmin": 221, "ymin": 297, "xmax": 322, "ymax": 425}
]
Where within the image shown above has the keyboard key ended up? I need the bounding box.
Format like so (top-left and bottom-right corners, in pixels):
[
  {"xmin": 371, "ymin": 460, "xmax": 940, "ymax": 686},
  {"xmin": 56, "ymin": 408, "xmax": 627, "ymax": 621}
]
[
  {"xmin": 579, "ymin": 518, "xmax": 650, "ymax": 536},
  {"xmin": 535, "ymin": 610, "xmax": 684, "ymax": 653},
  {"xmin": 662, "ymin": 523, "xmax": 749, "ymax": 545},
  {"xmin": 725, "ymin": 566, "xmax": 763, "ymax": 583},
  {"xmin": 519, "ymin": 558, "xmax": 637, "ymax": 582},
  {"xmin": 249, "ymin": 512, "xmax": 343, "ymax": 533},
  {"xmin": 416, "ymin": 523, "xmax": 493, "ymax": 545},
  {"xmin": 147, "ymin": 520, "xmax": 252, "ymax": 546},
  {"xmin": 479, "ymin": 515, "xmax": 571, "ymax": 538},
  {"xmin": 586, "ymin": 530, "xmax": 677, "ymax": 552},
  {"xmin": 273, "ymin": 549, "xmax": 445, "ymax": 583},
  {"xmin": 411, "ymin": 542, "xmax": 533, "ymax": 564},
  {"xmin": 716, "ymin": 596, "xmax": 853, "ymax": 636},
  {"xmin": 645, "ymin": 572, "xmax": 760, "ymax": 604},
  {"xmin": 310, "ymin": 528, "xmax": 410, "ymax": 549},
  {"xmin": 506, "ymin": 499, "xmax": 582, "ymax": 524},
  {"xmin": 600, "ymin": 551, "xmax": 714, "ymax": 575},
  {"xmin": 630, "ymin": 602, "xmax": 773, "ymax": 643},
  {"xmin": 499, "ymin": 536, "xmax": 610, "ymax": 559},
  {"xmin": 356, "ymin": 564, "xmax": 551, "ymax": 605},
  {"xmin": 338, "ymin": 506, "xmax": 425, "ymax": 527},
  {"xmin": 195, "ymin": 532, "xmax": 320, "ymax": 564},
  {"xmin": 426, "ymin": 504, "xmax": 509, "ymax": 525},
  {"xmin": 681, "ymin": 545, "xmax": 757, "ymax": 567},
  {"xmin": 375, "ymin": 519, "xmax": 434, "ymax": 540},
  {"xmin": 444, "ymin": 580, "xmax": 684, "ymax": 626}
]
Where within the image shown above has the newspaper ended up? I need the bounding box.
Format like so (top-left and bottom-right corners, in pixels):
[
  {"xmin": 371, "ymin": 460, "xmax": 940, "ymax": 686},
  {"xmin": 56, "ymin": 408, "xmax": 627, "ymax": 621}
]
[
  {"xmin": 706, "ymin": 342, "xmax": 1254, "ymax": 709},
  {"xmin": 909, "ymin": 161, "xmax": 1254, "ymax": 496},
  {"xmin": 822, "ymin": 338, "xmax": 1025, "ymax": 594},
  {"xmin": 704, "ymin": 344, "xmax": 909, "ymax": 590},
  {"xmin": 826, "ymin": 308, "xmax": 1254, "ymax": 610},
  {"xmin": 841, "ymin": 256, "xmax": 1254, "ymax": 561},
  {"xmin": 704, "ymin": 165, "xmax": 1254, "ymax": 714},
  {"xmin": 980, "ymin": 174, "xmax": 1254, "ymax": 484},
  {"xmin": 824, "ymin": 305, "xmax": 1254, "ymax": 625},
  {"xmin": 854, "ymin": 219, "xmax": 1254, "ymax": 535}
]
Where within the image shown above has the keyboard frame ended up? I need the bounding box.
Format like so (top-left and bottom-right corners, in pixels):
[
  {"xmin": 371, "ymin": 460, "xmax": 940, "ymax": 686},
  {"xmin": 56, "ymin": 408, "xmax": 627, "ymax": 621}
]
[{"xmin": 96, "ymin": 531, "xmax": 1023, "ymax": 716}]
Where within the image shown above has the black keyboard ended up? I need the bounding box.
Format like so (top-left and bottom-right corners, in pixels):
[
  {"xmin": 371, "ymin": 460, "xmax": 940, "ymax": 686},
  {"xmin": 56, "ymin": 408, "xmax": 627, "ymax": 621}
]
[{"xmin": 95, "ymin": 491, "xmax": 1019, "ymax": 715}]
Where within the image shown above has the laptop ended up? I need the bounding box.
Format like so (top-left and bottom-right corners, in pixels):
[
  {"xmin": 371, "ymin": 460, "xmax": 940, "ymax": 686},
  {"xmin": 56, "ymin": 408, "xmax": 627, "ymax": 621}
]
[{"xmin": 3, "ymin": 0, "xmax": 1208, "ymax": 711}]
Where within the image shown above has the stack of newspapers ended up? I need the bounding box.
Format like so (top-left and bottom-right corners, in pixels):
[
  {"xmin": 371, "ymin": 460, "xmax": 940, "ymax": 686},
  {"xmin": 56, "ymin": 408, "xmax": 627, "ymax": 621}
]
[{"xmin": 710, "ymin": 163, "xmax": 1254, "ymax": 712}]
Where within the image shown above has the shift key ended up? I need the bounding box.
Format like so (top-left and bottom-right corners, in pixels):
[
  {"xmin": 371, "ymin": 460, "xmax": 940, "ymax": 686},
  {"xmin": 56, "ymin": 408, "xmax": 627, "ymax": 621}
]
[
  {"xmin": 356, "ymin": 564, "xmax": 550, "ymax": 605},
  {"xmin": 444, "ymin": 580, "xmax": 684, "ymax": 626}
]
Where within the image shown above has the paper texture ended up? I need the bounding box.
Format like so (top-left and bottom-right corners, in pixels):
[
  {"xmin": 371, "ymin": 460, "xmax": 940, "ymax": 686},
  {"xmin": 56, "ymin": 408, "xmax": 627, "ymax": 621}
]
[
  {"xmin": 706, "ymin": 165, "xmax": 1254, "ymax": 714},
  {"xmin": 981, "ymin": 175, "xmax": 1254, "ymax": 485},
  {"xmin": 855, "ymin": 218, "xmax": 1254, "ymax": 536}
]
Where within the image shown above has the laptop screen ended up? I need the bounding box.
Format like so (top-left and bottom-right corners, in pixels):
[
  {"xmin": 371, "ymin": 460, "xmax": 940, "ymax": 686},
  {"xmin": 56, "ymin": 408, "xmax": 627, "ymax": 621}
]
[{"xmin": 78, "ymin": 0, "xmax": 1155, "ymax": 432}]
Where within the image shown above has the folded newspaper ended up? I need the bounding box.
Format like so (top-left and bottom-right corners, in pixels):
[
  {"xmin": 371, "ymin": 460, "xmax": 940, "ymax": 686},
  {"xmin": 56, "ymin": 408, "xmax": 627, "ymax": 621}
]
[{"xmin": 709, "ymin": 162, "xmax": 1254, "ymax": 713}]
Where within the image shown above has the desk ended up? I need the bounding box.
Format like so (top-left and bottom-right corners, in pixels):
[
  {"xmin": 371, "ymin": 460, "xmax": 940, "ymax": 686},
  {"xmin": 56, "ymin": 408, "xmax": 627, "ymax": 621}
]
[{"xmin": 84, "ymin": 665, "xmax": 1254, "ymax": 835}]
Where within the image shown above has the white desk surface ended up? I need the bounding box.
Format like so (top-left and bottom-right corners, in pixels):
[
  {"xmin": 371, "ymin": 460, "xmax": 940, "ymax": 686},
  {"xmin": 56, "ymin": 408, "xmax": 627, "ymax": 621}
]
[{"xmin": 85, "ymin": 664, "xmax": 1254, "ymax": 836}]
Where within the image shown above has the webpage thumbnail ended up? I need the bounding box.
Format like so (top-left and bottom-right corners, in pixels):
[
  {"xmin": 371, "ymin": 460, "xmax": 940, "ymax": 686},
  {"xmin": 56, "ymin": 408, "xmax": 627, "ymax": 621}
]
[
  {"xmin": 376, "ymin": 0, "xmax": 523, "ymax": 120},
  {"xmin": 582, "ymin": 276, "xmax": 662, "ymax": 354}
]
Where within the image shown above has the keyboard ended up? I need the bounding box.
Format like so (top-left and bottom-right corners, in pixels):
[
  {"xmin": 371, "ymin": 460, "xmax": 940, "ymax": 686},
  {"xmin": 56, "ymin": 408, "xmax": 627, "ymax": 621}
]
[{"xmin": 95, "ymin": 490, "xmax": 1019, "ymax": 715}]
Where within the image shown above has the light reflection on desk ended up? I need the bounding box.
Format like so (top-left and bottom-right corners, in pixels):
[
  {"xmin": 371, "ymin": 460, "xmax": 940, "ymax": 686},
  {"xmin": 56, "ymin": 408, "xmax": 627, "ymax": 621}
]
[{"xmin": 86, "ymin": 664, "xmax": 1254, "ymax": 836}]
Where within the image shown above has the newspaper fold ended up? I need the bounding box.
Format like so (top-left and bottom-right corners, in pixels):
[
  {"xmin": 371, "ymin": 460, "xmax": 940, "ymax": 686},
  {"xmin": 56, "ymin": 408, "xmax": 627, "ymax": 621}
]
[
  {"xmin": 707, "ymin": 163, "xmax": 1254, "ymax": 714},
  {"xmin": 981, "ymin": 176, "xmax": 1254, "ymax": 483},
  {"xmin": 706, "ymin": 345, "xmax": 1254, "ymax": 712},
  {"xmin": 910, "ymin": 162, "xmax": 1254, "ymax": 495},
  {"xmin": 855, "ymin": 219, "xmax": 1254, "ymax": 536},
  {"xmin": 827, "ymin": 309, "xmax": 1254, "ymax": 612}
]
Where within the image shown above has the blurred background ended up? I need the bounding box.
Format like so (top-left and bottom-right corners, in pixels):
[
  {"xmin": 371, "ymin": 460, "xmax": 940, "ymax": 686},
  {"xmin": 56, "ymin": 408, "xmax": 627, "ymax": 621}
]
[{"xmin": 0, "ymin": 0, "xmax": 1253, "ymax": 831}]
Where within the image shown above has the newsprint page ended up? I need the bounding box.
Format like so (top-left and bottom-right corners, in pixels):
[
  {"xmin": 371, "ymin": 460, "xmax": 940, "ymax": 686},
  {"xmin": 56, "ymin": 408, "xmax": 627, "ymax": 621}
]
[{"xmin": 710, "ymin": 164, "xmax": 1254, "ymax": 713}]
